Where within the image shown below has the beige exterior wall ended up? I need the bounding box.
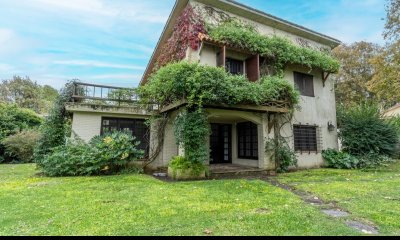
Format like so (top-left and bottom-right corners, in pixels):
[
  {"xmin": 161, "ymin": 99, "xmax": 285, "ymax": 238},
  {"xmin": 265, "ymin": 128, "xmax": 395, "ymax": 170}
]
[{"xmin": 281, "ymin": 66, "xmax": 338, "ymax": 168}]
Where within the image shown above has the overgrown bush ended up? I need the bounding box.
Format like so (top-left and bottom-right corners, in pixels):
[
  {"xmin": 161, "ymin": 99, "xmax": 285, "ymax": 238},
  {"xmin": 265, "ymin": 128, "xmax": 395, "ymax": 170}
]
[
  {"xmin": 0, "ymin": 103, "xmax": 42, "ymax": 163},
  {"xmin": 34, "ymin": 82, "xmax": 74, "ymax": 165},
  {"xmin": 323, "ymin": 149, "xmax": 394, "ymax": 169},
  {"xmin": 265, "ymin": 137, "xmax": 298, "ymax": 173},
  {"xmin": 338, "ymin": 103, "xmax": 399, "ymax": 157},
  {"xmin": 39, "ymin": 132, "xmax": 144, "ymax": 177},
  {"xmin": 322, "ymin": 149, "xmax": 360, "ymax": 169},
  {"xmin": 2, "ymin": 130, "xmax": 40, "ymax": 163},
  {"xmin": 168, "ymin": 156, "xmax": 207, "ymax": 177}
]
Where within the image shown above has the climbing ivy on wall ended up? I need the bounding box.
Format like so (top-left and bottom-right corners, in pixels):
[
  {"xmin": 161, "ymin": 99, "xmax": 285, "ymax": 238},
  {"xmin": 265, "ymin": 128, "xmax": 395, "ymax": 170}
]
[
  {"xmin": 208, "ymin": 20, "xmax": 340, "ymax": 75},
  {"xmin": 156, "ymin": 5, "xmax": 206, "ymax": 68},
  {"xmin": 147, "ymin": 4, "xmax": 340, "ymax": 169},
  {"xmin": 139, "ymin": 62, "xmax": 300, "ymax": 164}
]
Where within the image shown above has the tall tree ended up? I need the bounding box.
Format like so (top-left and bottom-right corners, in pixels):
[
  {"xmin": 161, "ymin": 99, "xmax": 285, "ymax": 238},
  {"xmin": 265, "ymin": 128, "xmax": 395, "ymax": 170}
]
[
  {"xmin": 369, "ymin": 0, "xmax": 400, "ymax": 108},
  {"xmin": 0, "ymin": 76, "xmax": 59, "ymax": 114},
  {"xmin": 332, "ymin": 42, "xmax": 381, "ymax": 107}
]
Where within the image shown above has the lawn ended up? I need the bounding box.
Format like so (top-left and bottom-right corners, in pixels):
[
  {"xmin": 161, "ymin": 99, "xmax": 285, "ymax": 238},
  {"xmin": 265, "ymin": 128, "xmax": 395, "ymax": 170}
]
[
  {"xmin": 0, "ymin": 164, "xmax": 358, "ymax": 236},
  {"xmin": 279, "ymin": 161, "xmax": 400, "ymax": 236}
]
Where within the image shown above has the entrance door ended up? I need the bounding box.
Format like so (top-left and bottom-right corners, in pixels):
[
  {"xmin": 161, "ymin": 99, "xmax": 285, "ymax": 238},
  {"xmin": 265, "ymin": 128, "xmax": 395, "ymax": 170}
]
[{"xmin": 210, "ymin": 124, "xmax": 232, "ymax": 164}]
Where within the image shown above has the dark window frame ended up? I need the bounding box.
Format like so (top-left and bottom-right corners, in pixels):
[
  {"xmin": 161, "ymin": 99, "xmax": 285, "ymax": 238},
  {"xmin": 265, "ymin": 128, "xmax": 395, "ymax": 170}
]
[
  {"xmin": 237, "ymin": 122, "xmax": 259, "ymax": 160},
  {"xmin": 226, "ymin": 57, "xmax": 244, "ymax": 75},
  {"xmin": 294, "ymin": 71, "xmax": 315, "ymax": 97},
  {"xmin": 101, "ymin": 117, "xmax": 150, "ymax": 158},
  {"xmin": 293, "ymin": 125, "xmax": 318, "ymax": 153}
]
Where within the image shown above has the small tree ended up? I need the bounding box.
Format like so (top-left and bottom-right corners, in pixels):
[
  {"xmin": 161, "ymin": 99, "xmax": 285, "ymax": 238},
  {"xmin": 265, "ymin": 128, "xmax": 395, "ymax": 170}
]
[
  {"xmin": 34, "ymin": 81, "xmax": 74, "ymax": 164},
  {"xmin": 338, "ymin": 103, "xmax": 399, "ymax": 157}
]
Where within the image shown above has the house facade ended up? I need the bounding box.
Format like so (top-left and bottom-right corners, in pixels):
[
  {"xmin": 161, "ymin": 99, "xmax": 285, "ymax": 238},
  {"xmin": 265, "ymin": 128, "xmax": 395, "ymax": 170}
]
[{"xmin": 67, "ymin": 0, "xmax": 341, "ymax": 171}]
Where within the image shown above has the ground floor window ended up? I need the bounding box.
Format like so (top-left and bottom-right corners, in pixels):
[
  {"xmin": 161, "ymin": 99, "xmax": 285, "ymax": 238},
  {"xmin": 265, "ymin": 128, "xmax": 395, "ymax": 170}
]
[
  {"xmin": 293, "ymin": 125, "xmax": 318, "ymax": 153},
  {"xmin": 101, "ymin": 117, "xmax": 149, "ymax": 157},
  {"xmin": 237, "ymin": 122, "xmax": 258, "ymax": 160}
]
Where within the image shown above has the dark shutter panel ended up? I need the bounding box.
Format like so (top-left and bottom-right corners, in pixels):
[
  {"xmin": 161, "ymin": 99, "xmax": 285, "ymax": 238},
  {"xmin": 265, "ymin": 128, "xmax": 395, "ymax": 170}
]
[
  {"xmin": 216, "ymin": 46, "xmax": 226, "ymax": 68},
  {"xmin": 304, "ymin": 74, "xmax": 314, "ymax": 97},
  {"xmin": 245, "ymin": 54, "xmax": 260, "ymax": 82},
  {"xmin": 294, "ymin": 72, "xmax": 314, "ymax": 97}
]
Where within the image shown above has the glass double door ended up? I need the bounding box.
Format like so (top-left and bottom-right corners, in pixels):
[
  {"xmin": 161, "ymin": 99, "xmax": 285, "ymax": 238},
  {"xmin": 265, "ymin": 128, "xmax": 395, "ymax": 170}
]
[{"xmin": 210, "ymin": 124, "xmax": 232, "ymax": 164}]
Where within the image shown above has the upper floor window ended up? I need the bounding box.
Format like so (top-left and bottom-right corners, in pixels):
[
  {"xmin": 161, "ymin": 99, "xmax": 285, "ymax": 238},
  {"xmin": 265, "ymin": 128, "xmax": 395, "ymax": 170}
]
[
  {"xmin": 294, "ymin": 72, "xmax": 314, "ymax": 97},
  {"xmin": 226, "ymin": 58, "xmax": 244, "ymax": 75}
]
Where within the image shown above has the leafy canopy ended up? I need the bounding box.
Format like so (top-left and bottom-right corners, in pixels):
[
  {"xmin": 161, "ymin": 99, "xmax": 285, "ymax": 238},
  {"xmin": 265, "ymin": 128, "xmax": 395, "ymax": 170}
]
[
  {"xmin": 139, "ymin": 61, "xmax": 300, "ymax": 109},
  {"xmin": 208, "ymin": 20, "xmax": 340, "ymax": 75}
]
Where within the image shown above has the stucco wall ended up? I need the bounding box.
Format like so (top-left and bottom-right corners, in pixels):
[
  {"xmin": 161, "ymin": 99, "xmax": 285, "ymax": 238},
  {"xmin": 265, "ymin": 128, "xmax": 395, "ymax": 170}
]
[{"xmin": 281, "ymin": 65, "xmax": 338, "ymax": 168}]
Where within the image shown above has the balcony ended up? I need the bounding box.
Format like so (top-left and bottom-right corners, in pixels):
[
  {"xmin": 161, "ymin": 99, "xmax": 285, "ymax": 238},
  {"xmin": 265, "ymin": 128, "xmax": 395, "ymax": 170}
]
[{"xmin": 66, "ymin": 82, "xmax": 156, "ymax": 115}]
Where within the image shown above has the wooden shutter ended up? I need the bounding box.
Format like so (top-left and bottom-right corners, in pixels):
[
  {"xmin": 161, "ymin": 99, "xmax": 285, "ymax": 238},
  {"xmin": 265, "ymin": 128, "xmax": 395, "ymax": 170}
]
[
  {"xmin": 294, "ymin": 72, "xmax": 314, "ymax": 97},
  {"xmin": 216, "ymin": 46, "xmax": 226, "ymax": 68},
  {"xmin": 245, "ymin": 54, "xmax": 260, "ymax": 82}
]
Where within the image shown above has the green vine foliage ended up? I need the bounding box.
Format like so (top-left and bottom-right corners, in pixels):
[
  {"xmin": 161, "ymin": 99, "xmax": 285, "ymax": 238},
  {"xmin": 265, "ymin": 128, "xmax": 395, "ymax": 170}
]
[
  {"xmin": 34, "ymin": 81, "xmax": 75, "ymax": 165},
  {"xmin": 209, "ymin": 20, "xmax": 340, "ymax": 75},
  {"xmin": 139, "ymin": 61, "xmax": 300, "ymax": 109},
  {"xmin": 265, "ymin": 137, "xmax": 298, "ymax": 173},
  {"xmin": 174, "ymin": 110, "xmax": 210, "ymax": 163}
]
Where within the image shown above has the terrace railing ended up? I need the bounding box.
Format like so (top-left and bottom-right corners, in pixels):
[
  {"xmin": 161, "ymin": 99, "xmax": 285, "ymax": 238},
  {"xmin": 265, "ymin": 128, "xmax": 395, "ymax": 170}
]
[{"xmin": 72, "ymin": 82, "xmax": 140, "ymax": 107}]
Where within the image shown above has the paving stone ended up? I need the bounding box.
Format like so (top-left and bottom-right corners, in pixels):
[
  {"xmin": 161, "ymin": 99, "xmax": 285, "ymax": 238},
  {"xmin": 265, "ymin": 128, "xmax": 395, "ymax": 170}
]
[
  {"xmin": 322, "ymin": 209, "xmax": 350, "ymax": 218},
  {"xmin": 346, "ymin": 221, "xmax": 379, "ymax": 235}
]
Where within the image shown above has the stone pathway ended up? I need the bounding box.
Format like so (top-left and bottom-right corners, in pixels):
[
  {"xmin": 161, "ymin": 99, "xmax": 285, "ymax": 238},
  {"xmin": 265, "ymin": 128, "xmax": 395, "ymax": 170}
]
[{"xmin": 265, "ymin": 178, "xmax": 379, "ymax": 235}]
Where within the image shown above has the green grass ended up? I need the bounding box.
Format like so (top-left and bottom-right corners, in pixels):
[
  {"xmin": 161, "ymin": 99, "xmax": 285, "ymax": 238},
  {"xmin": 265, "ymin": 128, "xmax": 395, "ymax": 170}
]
[
  {"xmin": 0, "ymin": 164, "xmax": 358, "ymax": 236},
  {"xmin": 279, "ymin": 161, "xmax": 400, "ymax": 236}
]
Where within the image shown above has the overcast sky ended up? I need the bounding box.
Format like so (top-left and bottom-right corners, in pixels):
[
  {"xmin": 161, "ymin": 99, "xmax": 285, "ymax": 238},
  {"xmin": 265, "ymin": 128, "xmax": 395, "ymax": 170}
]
[{"xmin": 0, "ymin": 0, "xmax": 386, "ymax": 89}]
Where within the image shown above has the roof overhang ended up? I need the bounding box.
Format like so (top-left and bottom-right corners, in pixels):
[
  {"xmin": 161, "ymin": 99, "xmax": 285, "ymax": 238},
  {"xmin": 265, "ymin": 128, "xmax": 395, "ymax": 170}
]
[{"xmin": 140, "ymin": 0, "xmax": 342, "ymax": 86}]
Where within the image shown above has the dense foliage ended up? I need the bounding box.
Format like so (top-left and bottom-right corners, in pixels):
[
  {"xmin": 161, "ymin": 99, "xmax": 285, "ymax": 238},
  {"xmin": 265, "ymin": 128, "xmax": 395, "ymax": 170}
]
[
  {"xmin": 39, "ymin": 132, "xmax": 144, "ymax": 177},
  {"xmin": 1, "ymin": 130, "xmax": 40, "ymax": 163},
  {"xmin": 0, "ymin": 76, "xmax": 59, "ymax": 114},
  {"xmin": 0, "ymin": 103, "xmax": 42, "ymax": 163},
  {"xmin": 174, "ymin": 110, "xmax": 210, "ymax": 163},
  {"xmin": 140, "ymin": 61, "xmax": 300, "ymax": 109},
  {"xmin": 209, "ymin": 20, "xmax": 340, "ymax": 75},
  {"xmin": 332, "ymin": 42, "xmax": 381, "ymax": 107},
  {"xmin": 265, "ymin": 137, "xmax": 298, "ymax": 173},
  {"xmin": 322, "ymin": 149, "xmax": 360, "ymax": 169},
  {"xmin": 323, "ymin": 149, "xmax": 394, "ymax": 169},
  {"xmin": 34, "ymin": 82, "xmax": 74, "ymax": 164},
  {"xmin": 168, "ymin": 156, "xmax": 207, "ymax": 177},
  {"xmin": 156, "ymin": 5, "xmax": 206, "ymax": 68},
  {"xmin": 338, "ymin": 103, "xmax": 399, "ymax": 157}
]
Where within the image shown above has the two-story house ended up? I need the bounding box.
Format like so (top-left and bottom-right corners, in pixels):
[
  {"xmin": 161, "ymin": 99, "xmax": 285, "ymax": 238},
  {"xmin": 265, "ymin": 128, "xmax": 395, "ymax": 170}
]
[{"xmin": 67, "ymin": 0, "xmax": 341, "ymax": 171}]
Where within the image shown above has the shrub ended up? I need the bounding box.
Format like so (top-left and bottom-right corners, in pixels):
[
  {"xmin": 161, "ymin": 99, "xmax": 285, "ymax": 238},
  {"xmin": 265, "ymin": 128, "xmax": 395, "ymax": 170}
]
[
  {"xmin": 322, "ymin": 149, "xmax": 394, "ymax": 169},
  {"xmin": 40, "ymin": 138, "xmax": 94, "ymax": 177},
  {"xmin": 90, "ymin": 131, "xmax": 145, "ymax": 173},
  {"xmin": 322, "ymin": 149, "xmax": 360, "ymax": 169},
  {"xmin": 34, "ymin": 82, "xmax": 74, "ymax": 165},
  {"xmin": 39, "ymin": 131, "xmax": 144, "ymax": 177},
  {"xmin": 0, "ymin": 103, "xmax": 42, "ymax": 163},
  {"xmin": 265, "ymin": 137, "xmax": 298, "ymax": 173},
  {"xmin": 168, "ymin": 156, "xmax": 207, "ymax": 178},
  {"xmin": 338, "ymin": 103, "xmax": 399, "ymax": 157},
  {"xmin": 2, "ymin": 130, "xmax": 40, "ymax": 163}
]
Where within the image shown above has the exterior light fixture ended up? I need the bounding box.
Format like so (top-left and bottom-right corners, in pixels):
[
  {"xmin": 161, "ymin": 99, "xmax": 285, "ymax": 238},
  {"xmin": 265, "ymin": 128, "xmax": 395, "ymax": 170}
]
[{"xmin": 328, "ymin": 121, "xmax": 336, "ymax": 132}]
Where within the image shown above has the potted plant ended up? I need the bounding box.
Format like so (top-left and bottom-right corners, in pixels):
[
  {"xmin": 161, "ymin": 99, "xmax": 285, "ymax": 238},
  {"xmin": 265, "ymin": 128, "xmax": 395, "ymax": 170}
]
[{"xmin": 168, "ymin": 156, "xmax": 207, "ymax": 180}]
